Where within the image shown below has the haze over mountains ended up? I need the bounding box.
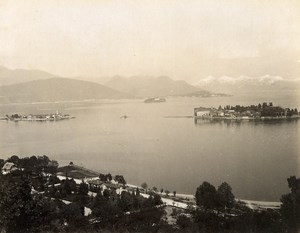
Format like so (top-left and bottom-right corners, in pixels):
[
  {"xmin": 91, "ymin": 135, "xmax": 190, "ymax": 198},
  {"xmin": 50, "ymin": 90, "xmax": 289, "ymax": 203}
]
[
  {"xmin": 0, "ymin": 66, "xmax": 212, "ymax": 103},
  {"xmin": 194, "ymin": 75, "xmax": 300, "ymax": 94},
  {"xmin": 0, "ymin": 66, "xmax": 298, "ymax": 104},
  {"xmin": 0, "ymin": 78, "xmax": 133, "ymax": 104},
  {"xmin": 0, "ymin": 66, "xmax": 55, "ymax": 86},
  {"xmin": 105, "ymin": 76, "xmax": 210, "ymax": 98}
]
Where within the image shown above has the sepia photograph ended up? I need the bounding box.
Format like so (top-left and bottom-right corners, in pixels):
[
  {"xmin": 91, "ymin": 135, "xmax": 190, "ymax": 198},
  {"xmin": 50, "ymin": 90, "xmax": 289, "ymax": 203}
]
[{"xmin": 0, "ymin": 1, "xmax": 300, "ymax": 232}]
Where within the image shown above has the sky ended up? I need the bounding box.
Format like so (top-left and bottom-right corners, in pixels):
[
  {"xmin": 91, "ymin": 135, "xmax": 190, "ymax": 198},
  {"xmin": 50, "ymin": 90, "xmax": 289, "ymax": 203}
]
[{"xmin": 0, "ymin": 0, "xmax": 299, "ymax": 82}]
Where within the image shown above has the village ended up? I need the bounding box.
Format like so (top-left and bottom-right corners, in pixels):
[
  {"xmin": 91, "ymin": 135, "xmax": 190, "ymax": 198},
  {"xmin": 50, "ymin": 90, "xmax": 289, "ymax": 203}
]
[
  {"xmin": 1, "ymin": 155, "xmax": 297, "ymax": 233},
  {"xmin": 194, "ymin": 102, "xmax": 300, "ymax": 120},
  {"xmin": 0, "ymin": 112, "xmax": 75, "ymax": 122},
  {"xmin": 1, "ymin": 158, "xmax": 280, "ymax": 214}
]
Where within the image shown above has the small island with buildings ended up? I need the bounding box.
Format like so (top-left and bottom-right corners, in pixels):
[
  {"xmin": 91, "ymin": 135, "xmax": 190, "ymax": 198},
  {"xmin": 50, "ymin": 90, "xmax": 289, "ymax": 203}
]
[
  {"xmin": 194, "ymin": 102, "xmax": 300, "ymax": 121},
  {"xmin": 0, "ymin": 111, "xmax": 75, "ymax": 122}
]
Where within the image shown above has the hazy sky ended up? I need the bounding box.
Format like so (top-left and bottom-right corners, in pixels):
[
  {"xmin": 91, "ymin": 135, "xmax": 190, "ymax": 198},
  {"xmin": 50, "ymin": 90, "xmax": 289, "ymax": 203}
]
[{"xmin": 0, "ymin": 0, "xmax": 299, "ymax": 82}]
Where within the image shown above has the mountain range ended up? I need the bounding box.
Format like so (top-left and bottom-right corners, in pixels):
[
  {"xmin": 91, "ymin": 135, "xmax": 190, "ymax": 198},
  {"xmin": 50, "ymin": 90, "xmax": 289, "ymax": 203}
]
[
  {"xmin": 2, "ymin": 66, "xmax": 295, "ymax": 104},
  {"xmin": 0, "ymin": 67, "xmax": 213, "ymax": 104},
  {"xmin": 105, "ymin": 75, "xmax": 210, "ymax": 98},
  {"xmin": 0, "ymin": 66, "xmax": 55, "ymax": 86},
  {"xmin": 194, "ymin": 75, "xmax": 300, "ymax": 94},
  {"xmin": 0, "ymin": 78, "xmax": 132, "ymax": 104}
]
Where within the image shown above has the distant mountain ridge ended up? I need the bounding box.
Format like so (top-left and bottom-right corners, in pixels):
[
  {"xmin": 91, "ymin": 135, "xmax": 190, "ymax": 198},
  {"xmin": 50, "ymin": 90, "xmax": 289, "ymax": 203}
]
[
  {"xmin": 105, "ymin": 75, "xmax": 211, "ymax": 98},
  {"xmin": 0, "ymin": 78, "xmax": 132, "ymax": 104},
  {"xmin": 0, "ymin": 66, "xmax": 219, "ymax": 103},
  {"xmin": 194, "ymin": 75, "xmax": 300, "ymax": 94},
  {"xmin": 0, "ymin": 66, "xmax": 56, "ymax": 86}
]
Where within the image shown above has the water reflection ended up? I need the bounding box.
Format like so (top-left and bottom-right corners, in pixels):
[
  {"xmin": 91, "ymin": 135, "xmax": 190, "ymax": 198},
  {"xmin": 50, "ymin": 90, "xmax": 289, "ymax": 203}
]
[{"xmin": 194, "ymin": 117, "xmax": 299, "ymax": 126}]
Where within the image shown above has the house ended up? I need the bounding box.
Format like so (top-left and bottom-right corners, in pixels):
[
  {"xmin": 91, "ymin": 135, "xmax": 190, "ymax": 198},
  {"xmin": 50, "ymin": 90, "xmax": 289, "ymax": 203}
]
[
  {"xmin": 105, "ymin": 183, "xmax": 119, "ymax": 190},
  {"xmin": 87, "ymin": 179, "xmax": 104, "ymax": 190},
  {"xmin": 2, "ymin": 162, "xmax": 17, "ymax": 174}
]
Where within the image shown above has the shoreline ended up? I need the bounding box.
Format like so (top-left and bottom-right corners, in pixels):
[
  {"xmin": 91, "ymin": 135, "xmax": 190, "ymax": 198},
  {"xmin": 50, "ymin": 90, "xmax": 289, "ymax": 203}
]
[{"xmin": 57, "ymin": 174, "xmax": 281, "ymax": 210}]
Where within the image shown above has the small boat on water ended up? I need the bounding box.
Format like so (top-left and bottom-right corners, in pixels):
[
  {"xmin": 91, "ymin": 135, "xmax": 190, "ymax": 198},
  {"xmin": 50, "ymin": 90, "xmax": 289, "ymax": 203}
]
[{"xmin": 144, "ymin": 97, "xmax": 166, "ymax": 103}]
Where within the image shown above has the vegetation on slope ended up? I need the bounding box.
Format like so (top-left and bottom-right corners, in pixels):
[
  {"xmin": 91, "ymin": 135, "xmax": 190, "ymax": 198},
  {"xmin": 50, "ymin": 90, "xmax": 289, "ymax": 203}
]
[{"xmin": 0, "ymin": 155, "xmax": 299, "ymax": 233}]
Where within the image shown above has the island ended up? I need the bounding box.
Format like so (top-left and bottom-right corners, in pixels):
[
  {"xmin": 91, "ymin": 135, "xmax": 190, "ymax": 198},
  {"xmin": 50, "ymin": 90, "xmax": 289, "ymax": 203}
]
[
  {"xmin": 144, "ymin": 97, "xmax": 166, "ymax": 103},
  {"xmin": 1, "ymin": 112, "xmax": 75, "ymax": 122},
  {"xmin": 194, "ymin": 102, "xmax": 299, "ymax": 121}
]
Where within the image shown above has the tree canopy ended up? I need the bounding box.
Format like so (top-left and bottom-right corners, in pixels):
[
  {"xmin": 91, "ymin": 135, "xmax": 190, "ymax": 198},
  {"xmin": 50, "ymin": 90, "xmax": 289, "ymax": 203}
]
[
  {"xmin": 280, "ymin": 176, "xmax": 300, "ymax": 232},
  {"xmin": 217, "ymin": 182, "xmax": 235, "ymax": 210},
  {"xmin": 195, "ymin": 181, "xmax": 218, "ymax": 209}
]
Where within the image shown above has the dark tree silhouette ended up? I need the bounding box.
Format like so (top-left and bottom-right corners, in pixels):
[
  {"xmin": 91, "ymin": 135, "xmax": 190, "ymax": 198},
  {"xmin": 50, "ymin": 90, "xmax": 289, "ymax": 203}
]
[
  {"xmin": 195, "ymin": 181, "xmax": 218, "ymax": 210},
  {"xmin": 7, "ymin": 155, "xmax": 20, "ymax": 165},
  {"xmin": 141, "ymin": 182, "xmax": 148, "ymax": 193},
  {"xmin": 105, "ymin": 173, "xmax": 112, "ymax": 181},
  {"xmin": 115, "ymin": 175, "xmax": 126, "ymax": 184},
  {"xmin": 78, "ymin": 182, "xmax": 89, "ymax": 196},
  {"xmin": 280, "ymin": 176, "xmax": 300, "ymax": 232},
  {"xmin": 136, "ymin": 187, "xmax": 140, "ymax": 196},
  {"xmin": 152, "ymin": 186, "xmax": 158, "ymax": 192},
  {"xmin": 217, "ymin": 182, "xmax": 235, "ymax": 210},
  {"xmin": 99, "ymin": 173, "xmax": 106, "ymax": 181},
  {"xmin": 165, "ymin": 190, "xmax": 170, "ymax": 196},
  {"xmin": 0, "ymin": 174, "xmax": 61, "ymax": 233}
]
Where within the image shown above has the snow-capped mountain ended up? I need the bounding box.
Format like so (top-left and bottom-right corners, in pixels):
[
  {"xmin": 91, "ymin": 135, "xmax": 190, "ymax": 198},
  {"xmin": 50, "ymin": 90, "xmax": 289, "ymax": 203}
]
[{"xmin": 193, "ymin": 75, "xmax": 300, "ymax": 94}]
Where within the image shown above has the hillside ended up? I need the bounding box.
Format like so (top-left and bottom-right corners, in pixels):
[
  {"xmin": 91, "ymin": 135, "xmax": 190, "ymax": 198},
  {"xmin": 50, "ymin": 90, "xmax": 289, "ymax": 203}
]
[
  {"xmin": 0, "ymin": 66, "xmax": 56, "ymax": 86},
  {"xmin": 0, "ymin": 78, "xmax": 133, "ymax": 104},
  {"xmin": 105, "ymin": 75, "xmax": 211, "ymax": 98},
  {"xmin": 57, "ymin": 164, "xmax": 100, "ymax": 179}
]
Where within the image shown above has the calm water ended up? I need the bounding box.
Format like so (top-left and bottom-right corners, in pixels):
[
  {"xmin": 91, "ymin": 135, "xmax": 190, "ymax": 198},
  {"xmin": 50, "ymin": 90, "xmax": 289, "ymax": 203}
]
[{"xmin": 0, "ymin": 92, "xmax": 299, "ymax": 201}]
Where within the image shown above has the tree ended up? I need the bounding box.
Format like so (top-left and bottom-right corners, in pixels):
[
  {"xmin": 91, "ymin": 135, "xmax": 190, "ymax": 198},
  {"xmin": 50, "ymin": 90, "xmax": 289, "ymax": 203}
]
[
  {"xmin": 160, "ymin": 188, "xmax": 164, "ymax": 194},
  {"xmin": 69, "ymin": 178, "xmax": 77, "ymax": 193},
  {"xmin": 165, "ymin": 190, "xmax": 170, "ymax": 196},
  {"xmin": 45, "ymin": 159, "xmax": 59, "ymax": 174},
  {"xmin": 62, "ymin": 202, "xmax": 88, "ymax": 229},
  {"xmin": 29, "ymin": 155, "xmax": 38, "ymax": 169},
  {"xmin": 61, "ymin": 179, "xmax": 72, "ymax": 196},
  {"xmin": 280, "ymin": 176, "xmax": 300, "ymax": 232},
  {"xmin": 0, "ymin": 159, "xmax": 4, "ymax": 169},
  {"xmin": 99, "ymin": 173, "xmax": 106, "ymax": 182},
  {"xmin": 195, "ymin": 181, "xmax": 218, "ymax": 210},
  {"xmin": 173, "ymin": 191, "xmax": 176, "ymax": 197},
  {"xmin": 0, "ymin": 174, "xmax": 62, "ymax": 233},
  {"xmin": 78, "ymin": 182, "xmax": 89, "ymax": 196},
  {"xmin": 136, "ymin": 187, "xmax": 140, "ymax": 196},
  {"xmin": 7, "ymin": 155, "xmax": 20, "ymax": 165},
  {"xmin": 105, "ymin": 173, "xmax": 112, "ymax": 181},
  {"xmin": 92, "ymin": 190, "xmax": 121, "ymax": 224},
  {"xmin": 103, "ymin": 189, "xmax": 110, "ymax": 199},
  {"xmin": 141, "ymin": 182, "xmax": 148, "ymax": 191},
  {"xmin": 118, "ymin": 191, "xmax": 134, "ymax": 212},
  {"xmin": 115, "ymin": 175, "xmax": 126, "ymax": 185},
  {"xmin": 152, "ymin": 193, "xmax": 163, "ymax": 206},
  {"xmin": 217, "ymin": 182, "xmax": 235, "ymax": 210},
  {"xmin": 152, "ymin": 186, "xmax": 158, "ymax": 192},
  {"xmin": 177, "ymin": 215, "xmax": 194, "ymax": 230}
]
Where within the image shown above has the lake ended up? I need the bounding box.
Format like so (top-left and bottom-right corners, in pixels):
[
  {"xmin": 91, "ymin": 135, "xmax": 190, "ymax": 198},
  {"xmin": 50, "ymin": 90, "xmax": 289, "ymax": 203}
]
[{"xmin": 0, "ymin": 92, "xmax": 299, "ymax": 201}]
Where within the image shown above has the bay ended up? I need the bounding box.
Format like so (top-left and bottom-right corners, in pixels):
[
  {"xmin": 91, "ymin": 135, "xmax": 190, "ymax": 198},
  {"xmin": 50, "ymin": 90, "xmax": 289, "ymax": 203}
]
[{"xmin": 0, "ymin": 91, "xmax": 299, "ymax": 201}]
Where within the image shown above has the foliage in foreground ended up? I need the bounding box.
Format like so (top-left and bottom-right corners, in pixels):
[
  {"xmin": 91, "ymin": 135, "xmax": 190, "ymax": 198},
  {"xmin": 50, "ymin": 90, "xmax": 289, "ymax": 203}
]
[{"xmin": 1, "ymin": 155, "xmax": 300, "ymax": 233}]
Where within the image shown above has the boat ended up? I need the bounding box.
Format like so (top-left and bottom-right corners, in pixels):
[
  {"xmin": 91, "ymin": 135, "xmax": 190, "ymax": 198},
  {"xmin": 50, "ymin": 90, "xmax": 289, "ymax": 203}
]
[{"xmin": 144, "ymin": 97, "xmax": 166, "ymax": 103}]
